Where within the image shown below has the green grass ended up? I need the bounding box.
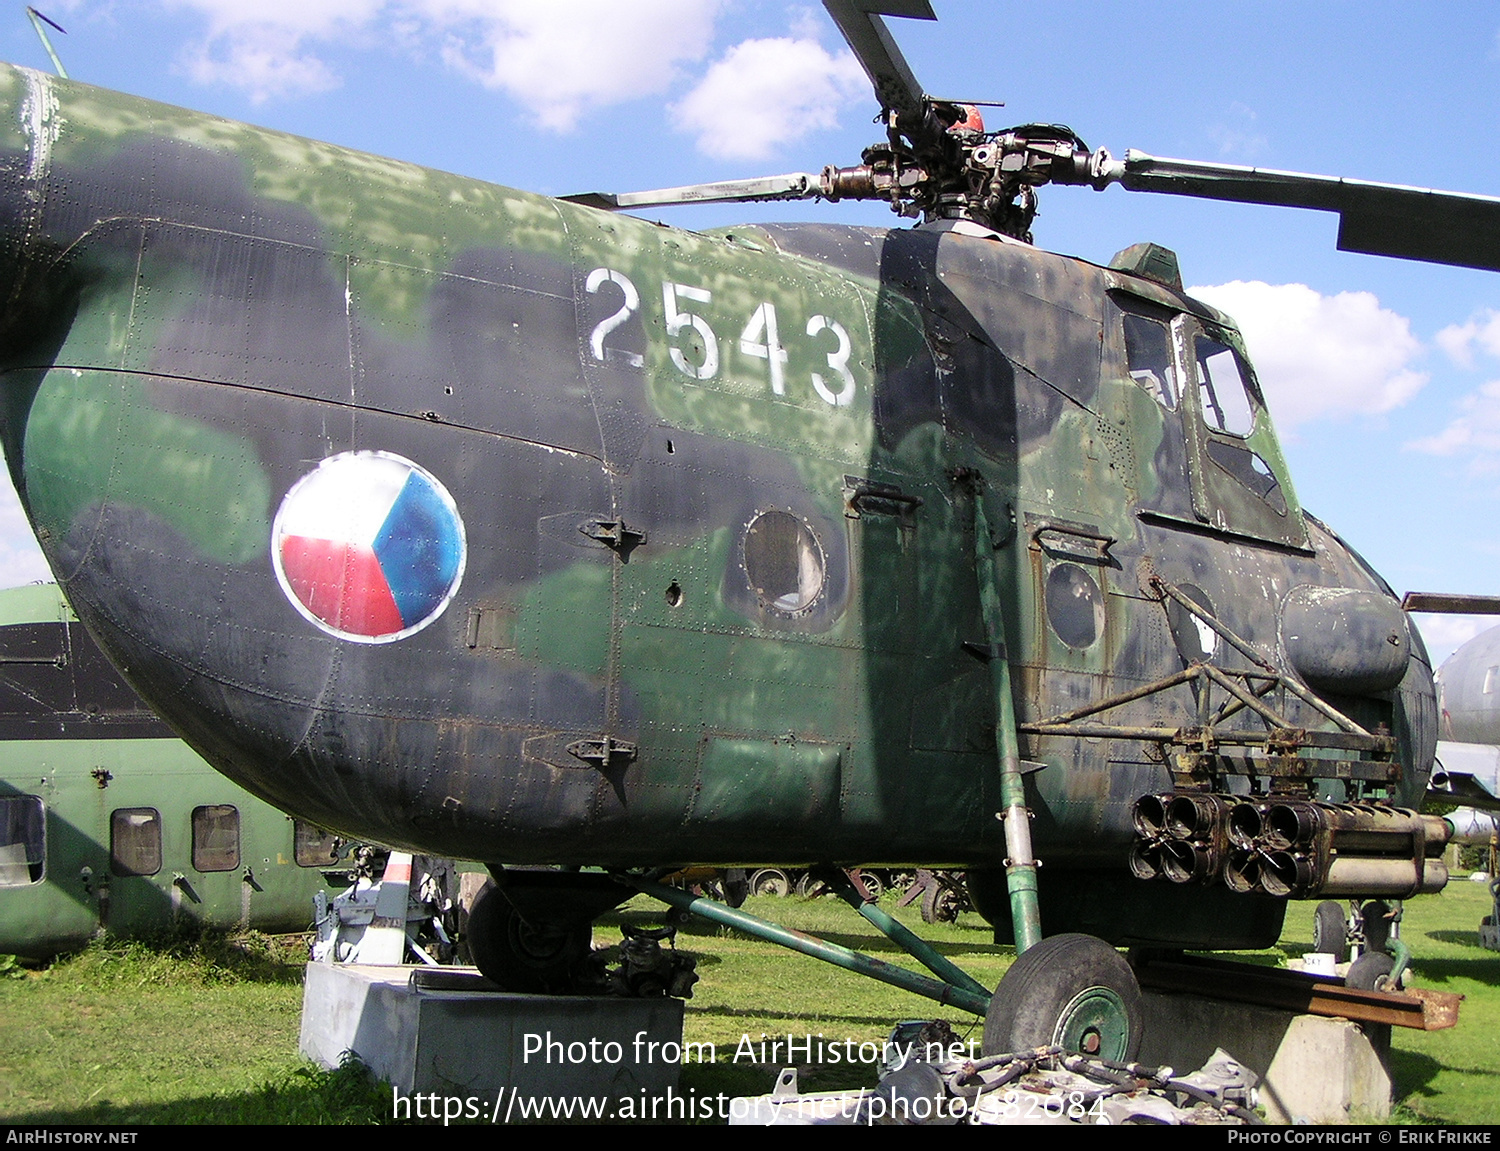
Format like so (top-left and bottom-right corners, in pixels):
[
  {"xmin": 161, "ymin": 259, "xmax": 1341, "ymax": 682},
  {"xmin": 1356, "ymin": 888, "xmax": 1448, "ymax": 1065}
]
[
  {"xmin": 3, "ymin": 885, "xmax": 1500, "ymax": 1124},
  {"xmin": 0, "ymin": 931, "xmax": 385, "ymax": 1124},
  {"xmin": 1358, "ymin": 880, "xmax": 1500, "ymax": 1125}
]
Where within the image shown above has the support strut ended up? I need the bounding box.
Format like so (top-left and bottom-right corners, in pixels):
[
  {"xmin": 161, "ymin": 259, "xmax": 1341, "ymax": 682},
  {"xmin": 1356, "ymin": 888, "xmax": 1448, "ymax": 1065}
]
[
  {"xmin": 816, "ymin": 867, "xmax": 991, "ymax": 1000},
  {"xmin": 971, "ymin": 480, "xmax": 1042, "ymax": 954},
  {"xmin": 619, "ymin": 874, "xmax": 992, "ymax": 1016}
]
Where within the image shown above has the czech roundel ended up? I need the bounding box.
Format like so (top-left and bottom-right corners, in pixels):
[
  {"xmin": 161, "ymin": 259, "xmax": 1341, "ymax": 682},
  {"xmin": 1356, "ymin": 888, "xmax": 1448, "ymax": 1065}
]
[{"xmin": 271, "ymin": 451, "xmax": 466, "ymax": 644}]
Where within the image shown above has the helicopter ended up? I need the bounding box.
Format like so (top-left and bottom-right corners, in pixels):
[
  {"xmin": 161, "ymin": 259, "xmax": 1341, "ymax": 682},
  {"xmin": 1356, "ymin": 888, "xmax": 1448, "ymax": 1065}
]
[
  {"xmin": 0, "ymin": 582, "xmax": 352, "ymax": 958},
  {"xmin": 0, "ymin": 0, "xmax": 1492, "ymax": 1061}
]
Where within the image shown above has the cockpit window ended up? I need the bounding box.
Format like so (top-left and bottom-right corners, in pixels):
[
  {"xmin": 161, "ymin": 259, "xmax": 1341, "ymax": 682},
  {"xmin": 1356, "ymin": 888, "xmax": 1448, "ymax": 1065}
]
[
  {"xmin": 1123, "ymin": 314, "xmax": 1178, "ymax": 410},
  {"xmin": 1194, "ymin": 336, "xmax": 1256, "ymax": 436},
  {"xmin": 1206, "ymin": 440, "xmax": 1288, "ymax": 515}
]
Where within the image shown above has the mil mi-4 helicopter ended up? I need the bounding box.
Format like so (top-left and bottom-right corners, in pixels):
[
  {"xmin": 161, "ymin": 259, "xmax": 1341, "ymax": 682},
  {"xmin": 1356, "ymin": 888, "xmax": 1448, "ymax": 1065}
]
[{"xmin": 0, "ymin": 0, "xmax": 1493, "ymax": 1060}]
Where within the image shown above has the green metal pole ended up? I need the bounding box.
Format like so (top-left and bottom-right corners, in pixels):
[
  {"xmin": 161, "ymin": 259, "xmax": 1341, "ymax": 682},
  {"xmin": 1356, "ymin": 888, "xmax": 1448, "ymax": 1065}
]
[
  {"xmin": 820, "ymin": 868, "xmax": 992, "ymax": 999},
  {"xmin": 971, "ymin": 484, "xmax": 1043, "ymax": 955},
  {"xmin": 621, "ymin": 875, "xmax": 991, "ymax": 1016}
]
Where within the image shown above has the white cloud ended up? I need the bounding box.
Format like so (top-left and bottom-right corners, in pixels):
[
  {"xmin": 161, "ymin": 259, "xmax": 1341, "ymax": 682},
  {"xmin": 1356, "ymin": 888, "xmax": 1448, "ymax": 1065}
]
[
  {"xmin": 168, "ymin": 0, "xmax": 723, "ymax": 120},
  {"xmin": 1406, "ymin": 378, "xmax": 1500, "ymax": 465},
  {"xmin": 1412, "ymin": 613, "xmax": 1496, "ymax": 668},
  {"xmin": 169, "ymin": 0, "xmax": 384, "ymax": 101},
  {"xmin": 416, "ymin": 0, "xmax": 721, "ymax": 131},
  {"xmin": 671, "ymin": 35, "xmax": 867, "ymax": 161},
  {"xmin": 1435, "ymin": 308, "xmax": 1500, "ymax": 369},
  {"xmin": 1187, "ymin": 281, "xmax": 1427, "ymax": 428},
  {"xmin": 1408, "ymin": 309, "xmax": 1500, "ymax": 469}
]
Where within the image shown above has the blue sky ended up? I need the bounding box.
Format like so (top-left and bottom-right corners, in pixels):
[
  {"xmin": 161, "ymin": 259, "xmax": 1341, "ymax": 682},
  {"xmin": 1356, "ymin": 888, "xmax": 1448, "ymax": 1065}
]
[{"xmin": 3, "ymin": 0, "xmax": 1500, "ymax": 663}]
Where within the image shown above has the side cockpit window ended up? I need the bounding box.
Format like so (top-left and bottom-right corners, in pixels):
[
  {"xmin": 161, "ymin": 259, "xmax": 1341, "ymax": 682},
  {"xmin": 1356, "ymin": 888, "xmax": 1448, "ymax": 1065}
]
[
  {"xmin": 1123, "ymin": 313, "xmax": 1178, "ymax": 410},
  {"xmin": 1194, "ymin": 335, "xmax": 1256, "ymax": 436}
]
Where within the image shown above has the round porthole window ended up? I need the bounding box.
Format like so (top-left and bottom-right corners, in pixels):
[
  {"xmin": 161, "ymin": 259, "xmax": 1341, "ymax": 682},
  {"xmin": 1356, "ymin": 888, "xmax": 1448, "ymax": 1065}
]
[
  {"xmin": 1046, "ymin": 562, "xmax": 1103, "ymax": 649},
  {"xmin": 744, "ymin": 510, "xmax": 825, "ymax": 614}
]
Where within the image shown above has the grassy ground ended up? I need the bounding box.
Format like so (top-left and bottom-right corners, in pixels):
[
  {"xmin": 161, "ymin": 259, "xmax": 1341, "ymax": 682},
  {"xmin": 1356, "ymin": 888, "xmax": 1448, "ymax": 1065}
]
[
  {"xmin": 1355, "ymin": 879, "xmax": 1500, "ymax": 1124},
  {"xmin": 2, "ymin": 883, "xmax": 1499, "ymax": 1124}
]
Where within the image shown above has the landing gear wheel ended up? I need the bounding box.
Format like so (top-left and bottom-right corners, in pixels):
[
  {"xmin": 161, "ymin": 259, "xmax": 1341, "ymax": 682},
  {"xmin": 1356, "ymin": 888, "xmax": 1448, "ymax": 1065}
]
[
  {"xmin": 981, "ymin": 933, "xmax": 1144, "ymax": 1062},
  {"xmin": 921, "ymin": 882, "xmax": 958, "ymax": 924},
  {"xmin": 467, "ymin": 882, "xmax": 591, "ymax": 993},
  {"xmin": 854, "ymin": 869, "xmax": 884, "ymax": 901},
  {"xmin": 750, "ymin": 868, "xmax": 790, "ymax": 898},
  {"xmin": 1313, "ymin": 900, "xmax": 1350, "ymax": 964},
  {"xmin": 1360, "ymin": 900, "xmax": 1392, "ymax": 956},
  {"xmin": 1346, "ymin": 949, "xmax": 1397, "ymax": 992}
]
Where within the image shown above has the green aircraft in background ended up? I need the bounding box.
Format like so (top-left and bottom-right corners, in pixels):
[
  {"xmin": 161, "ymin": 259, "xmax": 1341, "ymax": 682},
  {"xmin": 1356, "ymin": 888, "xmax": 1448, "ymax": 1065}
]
[{"xmin": 0, "ymin": 583, "xmax": 344, "ymax": 959}]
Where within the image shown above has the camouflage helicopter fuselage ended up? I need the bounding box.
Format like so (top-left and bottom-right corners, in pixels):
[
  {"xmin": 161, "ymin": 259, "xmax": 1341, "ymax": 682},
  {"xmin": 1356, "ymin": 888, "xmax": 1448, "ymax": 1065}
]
[{"xmin": 0, "ymin": 67, "xmax": 1437, "ymax": 949}]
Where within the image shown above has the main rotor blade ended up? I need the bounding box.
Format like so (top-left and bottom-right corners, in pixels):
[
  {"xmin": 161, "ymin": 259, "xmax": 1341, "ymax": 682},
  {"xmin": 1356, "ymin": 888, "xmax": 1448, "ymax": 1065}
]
[
  {"xmin": 822, "ymin": 0, "xmax": 935, "ymax": 122},
  {"xmin": 561, "ymin": 172, "xmax": 824, "ymax": 212},
  {"xmin": 1115, "ymin": 151, "xmax": 1500, "ymax": 274}
]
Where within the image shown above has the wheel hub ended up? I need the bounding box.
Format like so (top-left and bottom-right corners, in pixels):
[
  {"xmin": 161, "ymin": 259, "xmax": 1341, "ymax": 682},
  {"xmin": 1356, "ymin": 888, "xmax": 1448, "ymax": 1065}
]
[{"xmin": 1053, "ymin": 985, "xmax": 1132, "ymax": 1061}]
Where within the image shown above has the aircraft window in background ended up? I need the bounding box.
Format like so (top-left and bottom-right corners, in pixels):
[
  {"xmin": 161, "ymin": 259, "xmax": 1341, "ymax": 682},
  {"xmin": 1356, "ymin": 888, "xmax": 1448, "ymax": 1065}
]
[
  {"xmin": 745, "ymin": 510, "xmax": 825, "ymax": 614},
  {"xmin": 1122, "ymin": 314, "xmax": 1178, "ymax": 410},
  {"xmin": 1194, "ymin": 337, "xmax": 1256, "ymax": 436},
  {"xmin": 0, "ymin": 795, "xmax": 45, "ymax": 886},
  {"xmin": 294, "ymin": 821, "xmax": 340, "ymax": 867},
  {"xmin": 1485, "ymin": 666, "xmax": 1498, "ymax": 695},
  {"xmin": 191, "ymin": 804, "xmax": 240, "ymax": 872},
  {"xmin": 111, "ymin": 808, "xmax": 161, "ymax": 877}
]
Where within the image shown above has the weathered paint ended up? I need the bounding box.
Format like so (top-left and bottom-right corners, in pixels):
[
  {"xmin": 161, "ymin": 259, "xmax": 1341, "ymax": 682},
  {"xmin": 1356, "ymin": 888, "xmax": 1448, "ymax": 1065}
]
[{"xmin": 0, "ymin": 67, "xmax": 1436, "ymax": 949}]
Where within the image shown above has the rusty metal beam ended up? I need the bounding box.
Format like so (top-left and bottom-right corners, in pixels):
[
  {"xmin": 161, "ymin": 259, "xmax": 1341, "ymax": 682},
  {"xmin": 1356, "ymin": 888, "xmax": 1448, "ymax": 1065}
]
[
  {"xmin": 1132, "ymin": 952, "xmax": 1461, "ymax": 1031},
  {"xmin": 1402, "ymin": 591, "xmax": 1500, "ymax": 615}
]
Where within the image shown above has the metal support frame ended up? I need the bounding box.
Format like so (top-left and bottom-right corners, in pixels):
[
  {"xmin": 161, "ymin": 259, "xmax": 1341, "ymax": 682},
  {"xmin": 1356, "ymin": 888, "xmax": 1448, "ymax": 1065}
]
[
  {"xmin": 816, "ymin": 866, "xmax": 991, "ymax": 1000},
  {"xmin": 618, "ymin": 874, "xmax": 992, "ymax": 1016},
  {"xmin": 1020, "ymin": 577, "xmax": 1398, "ymax": 793},
  {"xmin": 970, "ymin": 477, "xmax": 1042, "ymax": 954}
]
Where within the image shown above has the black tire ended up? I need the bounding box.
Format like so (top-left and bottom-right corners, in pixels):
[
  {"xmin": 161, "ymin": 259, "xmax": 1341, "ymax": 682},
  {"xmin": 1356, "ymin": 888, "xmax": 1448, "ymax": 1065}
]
[
  {"xmin": 1346, "ymin": 949, "xmax": 1396, "ymax": 991},
  {"xmin": 466, "ymin": 882, "xmax": 590, "ymax": 993},
  {"xmin": 1360, "ymin": 900, "xmax": 1392, "ymax": 955},
  {"xmin": 921, "ymin": 882, "xmax": 958, "ymax": 924},
  {"xmin": 854, "ymin": 869, "xmax": 884, "ymax": 901},
  {"xmin": 1312, "ymin": 900, "xmax": 1349, "ymax": 964},
  {"xmin": 982, "ymin": 933, "xmax": 1144, "ymax": 1061},
  {"xmin": 797, "ymin": 873, "xmax": 825, "ymax": 899}
]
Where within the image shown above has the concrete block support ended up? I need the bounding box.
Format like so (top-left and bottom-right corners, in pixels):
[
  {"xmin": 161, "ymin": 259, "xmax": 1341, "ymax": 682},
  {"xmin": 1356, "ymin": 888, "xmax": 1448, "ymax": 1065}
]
[
  {"xmin": 300, "ymin": 963, "xmax": 685, "ymax": 1104},
  {"xmin": 1140, "ymin": 990, "xmax": 1390, "ymax": 1124}
]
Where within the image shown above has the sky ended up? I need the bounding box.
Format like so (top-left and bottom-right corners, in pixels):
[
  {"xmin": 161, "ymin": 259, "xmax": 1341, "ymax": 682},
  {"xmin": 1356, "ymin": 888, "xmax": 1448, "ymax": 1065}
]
[{"xmin": 2, "ymin": 0, "xmax": 1500, "ymax": 664}]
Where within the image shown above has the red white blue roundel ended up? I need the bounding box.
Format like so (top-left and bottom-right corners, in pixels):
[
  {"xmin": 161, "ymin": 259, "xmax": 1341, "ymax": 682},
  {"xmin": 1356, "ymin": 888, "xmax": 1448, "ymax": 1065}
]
[{"xmin": 271, "ymin": 451, "xmax": 466, "ymax": 644}]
